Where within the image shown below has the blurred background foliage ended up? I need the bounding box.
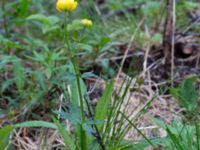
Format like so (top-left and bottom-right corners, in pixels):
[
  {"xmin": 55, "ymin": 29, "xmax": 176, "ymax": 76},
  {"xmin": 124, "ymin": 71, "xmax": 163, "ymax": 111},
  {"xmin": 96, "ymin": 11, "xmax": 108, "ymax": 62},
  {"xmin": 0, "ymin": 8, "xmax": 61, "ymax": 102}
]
[{"xmin": 0, "ymin": 0, "xmax": 199, "ymax": 134}]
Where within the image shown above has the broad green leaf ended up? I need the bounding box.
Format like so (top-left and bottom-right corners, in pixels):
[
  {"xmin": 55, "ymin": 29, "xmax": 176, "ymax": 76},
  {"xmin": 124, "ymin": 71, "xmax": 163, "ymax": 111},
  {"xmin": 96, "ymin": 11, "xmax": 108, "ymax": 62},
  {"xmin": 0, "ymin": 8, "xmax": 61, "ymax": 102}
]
[
  {"xmin": 47, "ymin": 16, "xmax": 60, "ymax": 25},
  {"xmin": 81, "ymin": 72, "xmax": 98, "ymax": 79},
  {"xmin": 170, "ymin": 76, "xmax": 198, "ymax": 112},
  {"xmin": 68, "ymin": 19, "xmax": 83, "ymax": 32},
  {"xmin": 99, "ymin": 37, "xmax": 110, "ymax": 48},
  {"xmin": 27, "ymin": 14, "xmax": 49, "ymax": 23},
  {"xmin": 77, "ymin": 43, "xmax": 93, "ymax": 52},
  {"xmin": 18, "ymin": 0, "xmax": 29, "ymax": 18},
  {"xmin": 0, "ymin": 125, "xmax": 15, "ymax": 150},
  {"xmin": 15, "ymin": 121, "xmax": 57, "ymax": 129},
  {"xmin": 27, "ymin": 14, "xmax": 59, "ymax": 24},
  {"xmin": 27, "ymin": 14, "xmax": 60, "ymax": 34}
]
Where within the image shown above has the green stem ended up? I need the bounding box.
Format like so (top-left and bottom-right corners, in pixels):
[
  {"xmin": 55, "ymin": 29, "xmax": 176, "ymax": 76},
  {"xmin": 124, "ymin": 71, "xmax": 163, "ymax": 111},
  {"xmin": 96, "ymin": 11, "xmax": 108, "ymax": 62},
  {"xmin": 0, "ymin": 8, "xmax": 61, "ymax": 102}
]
[
  {"xmin": 64, "ymin": 11, "xmax": 73, "ymax": 57},
  {"xmin": 64, "ymin": 11, "xmax": 67, "ymax": 44},
  {"xmin": 72, "ymin": 57, "xmax": 85, "ymax": 121},
  {"xmin": 64, "ymin": 11, "xmax": 85, "ymax": 123},
  {"xmin": 63, "ymin": 11, "xmax": 86, "ymax": 150},
  {"xmin": 76, "ymin": 76, "xmax": 87, "ymax": 150},
  {"xmin": 72, "ymin": 56, "xmax": 86, "ymax": 150}
]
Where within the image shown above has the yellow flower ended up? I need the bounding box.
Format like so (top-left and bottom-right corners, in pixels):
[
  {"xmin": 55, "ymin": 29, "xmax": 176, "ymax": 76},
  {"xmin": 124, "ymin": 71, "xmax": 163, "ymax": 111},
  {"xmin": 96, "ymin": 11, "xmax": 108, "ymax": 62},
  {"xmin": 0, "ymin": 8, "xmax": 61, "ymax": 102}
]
[
  {"xmin": 81, "ymin": 19, "xmax": 93, "ymax": 27},
  {"xmin": 56, "ymin": 0, "xmax": 78, "ymax": 12}
]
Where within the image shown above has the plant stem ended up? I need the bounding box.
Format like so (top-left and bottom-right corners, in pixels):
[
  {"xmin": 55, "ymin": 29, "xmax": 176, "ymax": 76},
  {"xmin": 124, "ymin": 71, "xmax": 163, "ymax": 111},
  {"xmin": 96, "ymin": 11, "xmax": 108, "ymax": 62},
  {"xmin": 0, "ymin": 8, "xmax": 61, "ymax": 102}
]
[
  {"xmin": 85, "ymin": 95, "xmax": 105, "ymax": 150},
  {"xmin": 72, "ymin": 57, "xmax": 87, "ymax": 150},
  {"xmin": 64, "ymin": 12, "xmax": 84, "ymax": 118},
  {"xmin": 64, "ymin": 11, "xmax": 71, "ymax": 55},
  {"xmin": 64, "ymin": 11, "xmax": 86, "ymax": 150}
]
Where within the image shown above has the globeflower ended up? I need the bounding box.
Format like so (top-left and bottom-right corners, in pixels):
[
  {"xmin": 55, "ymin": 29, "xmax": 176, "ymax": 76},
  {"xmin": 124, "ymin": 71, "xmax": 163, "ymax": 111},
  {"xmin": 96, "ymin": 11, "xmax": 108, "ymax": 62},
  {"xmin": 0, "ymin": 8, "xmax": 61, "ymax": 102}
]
[
  {"xmin": 81, "ymin": 19, "xmax": 93, "ymax": 27},
  {"xmin": 56, "ymin": 0, "xmax": 78, "ymax": 12}
]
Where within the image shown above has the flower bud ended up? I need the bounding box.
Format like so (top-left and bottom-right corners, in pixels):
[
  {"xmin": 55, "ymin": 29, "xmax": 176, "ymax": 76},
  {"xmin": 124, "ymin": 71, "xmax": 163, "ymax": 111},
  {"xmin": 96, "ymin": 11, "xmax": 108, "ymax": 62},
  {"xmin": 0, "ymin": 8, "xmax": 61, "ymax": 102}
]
[
  {"xmin": 56, "ymin": 0, "xmax": 78, "ymax": 12},
  {"xmin": 81, "ymin": 19, "xmax": 93, "ymax": 27}
]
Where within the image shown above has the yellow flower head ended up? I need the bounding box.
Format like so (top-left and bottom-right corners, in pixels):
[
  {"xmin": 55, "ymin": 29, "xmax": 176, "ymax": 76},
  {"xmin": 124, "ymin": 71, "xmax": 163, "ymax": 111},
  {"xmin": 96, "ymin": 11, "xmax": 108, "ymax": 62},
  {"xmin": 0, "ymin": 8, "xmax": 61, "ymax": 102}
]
[
  {"xmin": 81, "ymin": 19, "xmax": 93, "ymax": 27},
  {"xmin": 56, "ymin": 0, "xmax": 78, "ymax": 12}
]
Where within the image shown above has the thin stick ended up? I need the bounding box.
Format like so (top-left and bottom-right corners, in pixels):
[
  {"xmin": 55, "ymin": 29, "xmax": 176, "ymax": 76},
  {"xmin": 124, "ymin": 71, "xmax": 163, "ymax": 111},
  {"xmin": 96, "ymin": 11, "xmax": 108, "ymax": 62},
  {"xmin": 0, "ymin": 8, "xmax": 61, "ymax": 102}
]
[
  {"xmin": 196, "ymin": 53, "xmax": 200, "ymax": 68},
  {"xmin": 171, "ymin": 0, "xmax": 176, "ymax": 86},
  {"xmin": 58, "ymin": 94, "xmax": 64, "ymax": 119},
  {"xmin": 162, "ymin": 0, "xmax": 173, "ymax": 64},
  {"xmin": 117, "ymin": 19, "xmax": 144, "ymax": 80},
  {"xmin": 2, "ymin": 0, "xmax": 9, "ymax": 37}
]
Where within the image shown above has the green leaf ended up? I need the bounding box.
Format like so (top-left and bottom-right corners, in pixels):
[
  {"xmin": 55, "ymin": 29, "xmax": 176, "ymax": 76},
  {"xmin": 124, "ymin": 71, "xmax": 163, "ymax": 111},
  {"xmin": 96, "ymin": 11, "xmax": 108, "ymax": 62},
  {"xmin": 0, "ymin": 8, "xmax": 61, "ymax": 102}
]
[
  {"xmin": 36, "ymin": 70, "xmax": 46, "ymax": 91},
  {"xmin": 15, "ymin": 121, "xmax": 57, "ymax": 129},
  {"xmin": 27, "ymin": 14, "xmax": 59, "ymax": 24},
  {"xmin": 170, "ymin": 76, "xmax": 198, "ymax": 112},
  {"xmin": 166, "ymin": 126, "xmax": 183, "ymax": 150},
  {"xmin": 81, "ymin": 72, "xmax": 98, "ymax": 79},
  {"xmin": 45, "ymin": 65, "xmax": 53, "ymax": 79},
  {"xmin": 99, "ymin": 37, "xmax": 110, "ymax": 48},
  {"xmin": 151, "ymin": 116, "xmax": 168, "ymax": 129},
  {"xmin": 0, "ymin": 125, "xmax": 15, "ymax": 150},
  {"xmin": 142, "ymin": 1, "xmax": 161, "ymax": 17},
  {"xmin": 27, "ymin": 14, "xmax": 49, "ymax": 23},
  {"xmin": 18, "ymin": 0, "xmax": 29, "ymax": 18},
  {"xmin": 94, "ymin": 80, "xmax": 114, "ymax": 130},
  {"xmin": 185, "ymin": 1, "xmax": 198, "ymax": 11},
  {"xmin": 195, "ymin": 122, "xmax": 200, "ymax": 150},
  {"xmin": 151, "ymin": 33, "xmax": 162, "ymax": 44},
  {"xmin": 68, "ymin": 61, "xmax": 87, "ymax": 106},
  {"xmin": 53, "ymin": 118, "xmax": 76, "ymax": 150},
  {"xmin": 13, "ymin": 59, "xmax": 25, "ymax": 91},
  {"xmin": 68, "ymin": 19, "xmax": 83, "ymax": 32},
  {"xmin": 82, "ymin": 123, "xmax": 94, "ymax": 136},
  {"xmin": 54, "ymin": 103, "xmax": 81, "ymax": 124},
  {"xmin": 1, "ymin": 79, "xmax": 14, "ymax": 93},
  {"xmin": 26, "ymin": 14, "xmax": 60, "ymax": 34},
  {"xmin": 77, "ymin": 43, "xmax": 93, "ymax": 52},
  {"xmin": 47, "ymin": 16, "xmax": 60, "ymax": 25}
]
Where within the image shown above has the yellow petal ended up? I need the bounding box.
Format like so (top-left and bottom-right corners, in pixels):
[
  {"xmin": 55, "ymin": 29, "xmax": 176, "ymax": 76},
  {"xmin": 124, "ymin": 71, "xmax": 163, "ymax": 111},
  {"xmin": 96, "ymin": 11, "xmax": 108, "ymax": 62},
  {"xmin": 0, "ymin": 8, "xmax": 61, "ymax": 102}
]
[
  {"xmin": 56, "ymin": 0, "xmax": 78, "ymax": 12},
  {"xmin": 71, "ymin": 1, "xmax": 78, "ymax": 11}
]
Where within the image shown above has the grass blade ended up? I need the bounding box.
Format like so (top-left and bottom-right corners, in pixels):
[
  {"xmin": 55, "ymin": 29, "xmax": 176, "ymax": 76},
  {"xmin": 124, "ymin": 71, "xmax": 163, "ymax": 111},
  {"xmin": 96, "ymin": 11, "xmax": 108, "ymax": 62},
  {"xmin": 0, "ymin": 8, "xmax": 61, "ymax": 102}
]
[
  {"xmin": 94, "ymin": 79, "xmax": 114, "ymax": 130},
  {"xmin": 119, "ymin": 111, "xmax": 158, "ymax": 150},
  {"xmin": 196, "ymin": 122, "xmax": 200, "ymax": 150}
]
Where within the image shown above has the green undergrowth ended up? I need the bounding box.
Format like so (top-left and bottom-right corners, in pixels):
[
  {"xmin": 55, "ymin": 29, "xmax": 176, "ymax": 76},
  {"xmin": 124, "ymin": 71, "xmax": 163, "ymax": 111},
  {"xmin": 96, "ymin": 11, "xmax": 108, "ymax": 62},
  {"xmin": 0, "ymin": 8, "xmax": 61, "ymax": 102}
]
[{"xmin": 0, "ymin": 0, "xmax": 200, "ymax": 149}]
